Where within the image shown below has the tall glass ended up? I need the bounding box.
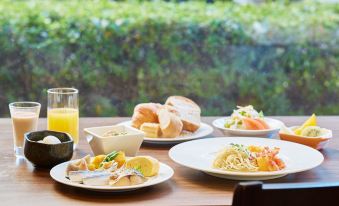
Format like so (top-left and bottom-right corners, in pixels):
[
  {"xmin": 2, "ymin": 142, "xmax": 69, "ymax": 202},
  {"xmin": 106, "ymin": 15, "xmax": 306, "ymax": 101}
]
[
  {"xmin": 47, "ymin": 88, "xmax": 79, "ymax": 149},
  {"xmin": 9, "ymin": 102, "xmax": 41, "ymax": 157}
]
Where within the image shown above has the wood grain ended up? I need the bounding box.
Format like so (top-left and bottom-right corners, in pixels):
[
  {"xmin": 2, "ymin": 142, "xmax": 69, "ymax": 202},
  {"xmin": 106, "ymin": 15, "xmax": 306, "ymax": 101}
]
[{"xmin": 0, "ymin": 116, "xmax": 338, "ymax": 205}]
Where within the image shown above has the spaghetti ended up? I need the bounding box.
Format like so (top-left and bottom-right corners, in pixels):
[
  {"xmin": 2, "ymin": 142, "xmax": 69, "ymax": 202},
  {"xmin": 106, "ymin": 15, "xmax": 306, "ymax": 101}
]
[{"xmin": 213, "ymin": 144, "xmax": 285, "ymax": 172}]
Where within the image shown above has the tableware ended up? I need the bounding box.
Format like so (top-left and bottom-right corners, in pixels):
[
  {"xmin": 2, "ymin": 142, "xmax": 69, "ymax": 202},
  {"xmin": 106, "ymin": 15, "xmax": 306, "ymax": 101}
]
[
  {"xmin": 84, "ymin": 125, "xmax": 144, "ymax": 156},
  {"xmin": 9, "ymin": 101, "xmax": 41, "ymax": 157},
  {"xmin": 24, "ymin": 130, "xmax": 73, "ymax": 167},
  {"xmin": 280, "ymin": 126, "xmax": 333, "ymax": 150},
  {"xmin": 50, "ymin": 160, "xmax": 174, "ymax": 192},
  {"xmin": 213, "ymin": 117, "xmax": 283, "ymax": 138},
  {"xmin": 47, "ymin": 88, "xmax": 79, "ymax": 149},
  {"xmin": 118, "ymin": 120, "xmax": 213, "ymax": 144},
  {"xmin": 169, "ymin": 137, "xmax": 324, "ymax": 180}
]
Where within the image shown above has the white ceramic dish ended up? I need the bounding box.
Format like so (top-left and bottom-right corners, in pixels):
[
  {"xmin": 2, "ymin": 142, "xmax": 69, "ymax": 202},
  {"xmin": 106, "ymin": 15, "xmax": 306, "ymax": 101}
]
[
  {"xmin": 50, "ymin": 160, "xmax": 174, "ymax": 192},
  {"xmin": 118, "ymin": 120, "xmax": 213, "ymax": 144},
  {"xmin": 213, "ymin": 117, "xmax": 284, "ymax": 138},
  {"xmin": 169, "ymin": 137, "xmax": 324, "ymax": 180},
  {"xmin": 84, "ymin": 125, "xmax": 144, "ymax": 156}
]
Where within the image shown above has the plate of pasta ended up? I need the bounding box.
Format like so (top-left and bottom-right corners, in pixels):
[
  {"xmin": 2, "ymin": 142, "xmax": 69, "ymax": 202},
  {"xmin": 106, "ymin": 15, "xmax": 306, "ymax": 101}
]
[{"xmin": 169, "ymin": 137, "xmax": 324, "ymax": 180}]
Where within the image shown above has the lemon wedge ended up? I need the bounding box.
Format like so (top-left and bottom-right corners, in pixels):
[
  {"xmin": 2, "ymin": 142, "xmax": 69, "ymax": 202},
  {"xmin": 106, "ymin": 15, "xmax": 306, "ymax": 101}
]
[
  {"xmin": 126, "ymin": 156, "xmax": 160, "ymax": 177},
  {"xmin": 295, "ymin": 114, "xmax": 317, "ymax": 135}
]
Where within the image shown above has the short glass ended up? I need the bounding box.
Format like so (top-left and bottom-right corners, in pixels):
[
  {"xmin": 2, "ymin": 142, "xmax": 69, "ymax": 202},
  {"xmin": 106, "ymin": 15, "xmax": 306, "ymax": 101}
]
[
  {"xmin": 47, "ymin": 88, "xmax": 79, "ymax": 149},
  {"xmin": 9, "ymin": 102, "xmax": 41, "ymax": 157}
]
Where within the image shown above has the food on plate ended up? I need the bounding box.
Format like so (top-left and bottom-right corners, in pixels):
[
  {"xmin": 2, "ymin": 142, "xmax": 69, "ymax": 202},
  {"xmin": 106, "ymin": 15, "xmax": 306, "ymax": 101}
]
[
  {"xmin": 130, "ymin": 96, "xmax": 201, "ymax": 138},
  {"xmin": 165, "ymin": 96, "xmax": 201, "ymax": 132},
  {"xmin": 140, "ymin": 123, "xmax": 162, "ymax": 138},
  {"xmin": 126, "ymin": 156, "xmax": 160, "ymax": 177},
  {"xmin": 109, "ymin": 168, "xmax": 147, "ymax": 186},
  {"xmin": 99, "ymin": 151, "xmax": 126, "ymax": 168},
  {"xmin": 224, "ymin": 105, "xmax": 270, "ymax": 130},
  {"xmin": 91, "ymin": 155, "xmax": 106, "ymax": 169},
  {"xmin": 66, "ymin": 155, "xmax": 91, "ymax": 175},
  {"xmin": 69, "ymin": 168, "xmax": 115, "ymax": 184},
  {"xmin": 213, "ymin": 143, "xmax": 285, "ymax": 172},
  {"xmin": 294, "ymin": 114, "xmax": 317, "ymax": 135},
  {"xmin": 131, "ymin": 103, "xmax": 162, "ymax": 129},
  {"xmin": 158, "ymin": 108, "xmax": 183, "ymax": 138},
  {"xmin": 37, "ymin": 135, "xmax": 61, "ymax": 144},
  {"xmin": 65, "ymin": 151, "xmax": 159, "ymax": 187},
  {"xmin": 281, "ymin": 114, "xmax": 330, "ymax": 138}
]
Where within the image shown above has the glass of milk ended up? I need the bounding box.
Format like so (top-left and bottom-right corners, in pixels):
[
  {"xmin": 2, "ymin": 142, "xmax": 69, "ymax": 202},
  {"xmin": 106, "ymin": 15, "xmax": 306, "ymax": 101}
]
[{"xmin": 9, "ymin": 102, "xmax": 41, "ymax": 158}]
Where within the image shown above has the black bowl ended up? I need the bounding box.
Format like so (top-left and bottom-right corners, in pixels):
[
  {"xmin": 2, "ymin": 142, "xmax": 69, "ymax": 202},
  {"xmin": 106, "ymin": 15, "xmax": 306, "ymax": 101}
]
[{"xmin": 24, "ymin": 130, "xmax": 74, "ymax": 168}]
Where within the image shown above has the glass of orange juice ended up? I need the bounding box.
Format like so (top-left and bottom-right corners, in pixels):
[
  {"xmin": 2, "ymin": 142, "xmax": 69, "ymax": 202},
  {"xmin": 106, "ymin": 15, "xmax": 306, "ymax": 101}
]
[{"xmin": 47, "ymin": 88, "xmax": 79, "ymax": 149}]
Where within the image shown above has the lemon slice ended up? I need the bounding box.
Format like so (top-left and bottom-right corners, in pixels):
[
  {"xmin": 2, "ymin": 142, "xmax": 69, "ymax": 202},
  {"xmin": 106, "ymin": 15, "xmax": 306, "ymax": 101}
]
[
  {"xmin": 126, "ymin": 156, "xmax": 160, "ymax": 177},
  {"xmin": 295, "ymin": 114, "xmax": 317, "ymax": 135}
]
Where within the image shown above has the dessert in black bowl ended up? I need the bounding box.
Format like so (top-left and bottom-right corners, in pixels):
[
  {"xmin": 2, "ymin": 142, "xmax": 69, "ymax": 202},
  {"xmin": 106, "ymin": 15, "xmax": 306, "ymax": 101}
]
[{"xmin": 24, "ymin": 130, "xmax": 73, "ymax": 168}]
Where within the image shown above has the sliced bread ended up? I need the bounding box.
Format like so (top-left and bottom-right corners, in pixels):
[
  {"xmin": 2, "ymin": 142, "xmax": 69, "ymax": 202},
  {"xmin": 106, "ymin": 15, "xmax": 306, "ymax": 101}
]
[
  {"xmin": 158, "ymin": 108, "xmax": 183, "ymax": 138},
  {"xmin": 165, "ymin": 96, "xmax": 201, "ymax": 132}
]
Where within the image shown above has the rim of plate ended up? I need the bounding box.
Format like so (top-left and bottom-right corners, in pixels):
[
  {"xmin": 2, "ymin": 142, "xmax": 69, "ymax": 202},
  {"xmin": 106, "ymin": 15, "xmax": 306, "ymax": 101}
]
[
  {"xmin": 212, "ymin": 117, "xmax": 283, "ymax": 133},
  {"xmin": 50, "ymin": 161, "xmax": 174, "ymax": 190},
  {"xmin": 168, "ymin": 137, "xmax": 324, "ymax": 177},
  {"xmin": 118, "ymin": 120, "xmax": 213, "ymax": 142}
]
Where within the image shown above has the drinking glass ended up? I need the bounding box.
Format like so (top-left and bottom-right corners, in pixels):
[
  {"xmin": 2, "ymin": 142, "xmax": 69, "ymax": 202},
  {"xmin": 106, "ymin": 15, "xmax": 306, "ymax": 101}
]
[
  {"xmin": 9, "ymin": 102, "xmax": 41, "ymax": 157},
  {"xmin": 47, "ymin": 88, "xmax": 79, "ymax": 149}
]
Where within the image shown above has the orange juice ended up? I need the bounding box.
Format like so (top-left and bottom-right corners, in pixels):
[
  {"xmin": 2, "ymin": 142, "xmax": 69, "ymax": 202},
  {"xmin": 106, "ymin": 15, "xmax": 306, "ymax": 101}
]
[{"xmin": 47, "ymin": 108, "xmax": 79, "ymax": 144}]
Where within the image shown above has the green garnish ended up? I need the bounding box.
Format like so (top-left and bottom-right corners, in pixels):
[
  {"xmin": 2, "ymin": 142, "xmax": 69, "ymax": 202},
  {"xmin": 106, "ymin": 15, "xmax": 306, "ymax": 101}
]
[
  {"xmin": 99, "ymin": 151, "xmax": 119, "ymax": 167},
  {"xmin": 134, "ymin": 165, "xmax": 144, "ymax": 175},
  {"xmin": 230, "ymin": 143, "xmax": 251, "ymax": 157},
  {"xmin": 259, "ymin": 111, "xmax": 264, "ymax": 118},
  {"xmin": 239, "ymin": 111, "xmax": 246, "ymax": 116}
]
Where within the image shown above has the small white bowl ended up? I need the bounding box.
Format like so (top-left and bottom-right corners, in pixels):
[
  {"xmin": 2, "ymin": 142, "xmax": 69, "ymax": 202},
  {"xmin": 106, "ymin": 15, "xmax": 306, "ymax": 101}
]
[
  {"xmin": 212, "ymin": 117, "xmax": 284, "ymax": 138},
  {"xmin": 84, "ymin": 125, "xmax": 144, "ymax": 156}
]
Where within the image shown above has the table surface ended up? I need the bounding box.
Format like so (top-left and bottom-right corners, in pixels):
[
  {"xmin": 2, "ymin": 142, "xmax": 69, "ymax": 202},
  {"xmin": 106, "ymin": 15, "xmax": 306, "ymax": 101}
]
[{"xmin": 0, "ymin": 116, "xmax": 338, "ymax": 205}]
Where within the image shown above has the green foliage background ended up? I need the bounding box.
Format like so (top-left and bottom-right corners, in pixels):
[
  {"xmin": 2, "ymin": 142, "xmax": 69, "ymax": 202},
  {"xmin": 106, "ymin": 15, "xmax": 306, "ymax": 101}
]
[{"xmin": 0, "ymin": 0, "xmax": 338, "ymax": 117}]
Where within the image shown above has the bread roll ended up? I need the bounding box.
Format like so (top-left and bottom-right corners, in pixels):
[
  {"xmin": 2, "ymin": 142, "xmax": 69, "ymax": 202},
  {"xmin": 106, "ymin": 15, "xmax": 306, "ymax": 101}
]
[
  {"xmin": 161, "ymin": 104, "xmax": 180, "ymax": 116},
  {"xmin": 131, "ymin": 103, "xmax": 162, "ymax": 129},
  {"xmin": 158, "ymin": 108, "xmax": 183, "ymax": 138},
  {"xmin": 165, "ymin": 96, "xmax": 201, "ymax": 113},
  {"xmin": 165, "ymin": 96, "xmax": 201, "ymax": 132}
]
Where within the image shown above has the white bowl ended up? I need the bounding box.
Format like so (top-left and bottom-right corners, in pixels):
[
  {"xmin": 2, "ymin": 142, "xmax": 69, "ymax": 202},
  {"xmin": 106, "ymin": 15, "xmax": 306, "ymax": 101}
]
[
  {"xmin": 84, "ymin": 125, "xmax": 144, "ymax": 156},
  {"xmin": 212, "ymin": 117, "xmax": 284, "ymax": 138}
]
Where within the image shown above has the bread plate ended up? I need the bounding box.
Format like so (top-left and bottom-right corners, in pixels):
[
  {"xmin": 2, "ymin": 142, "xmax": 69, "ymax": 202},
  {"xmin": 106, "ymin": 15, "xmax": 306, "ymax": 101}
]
[
  {"xmin": 118, "ymin": 120, "xmax": 213, "ymax": 144},
  {"xmin": 50, "ymin": 160, "xmax": 174, "ymax": 192},
  {"xmin": 169, "ymin": 137, "xmax": 324, "ymax": 180},
  {"xmin": 213, "ymin": 117, "xmax": 284, "ymax": 138}
]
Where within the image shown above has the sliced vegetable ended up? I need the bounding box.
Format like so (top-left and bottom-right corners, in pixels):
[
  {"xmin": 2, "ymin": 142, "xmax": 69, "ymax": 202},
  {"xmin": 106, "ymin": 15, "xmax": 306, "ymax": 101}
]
[
  {"xmin": 92, "ymin": 155, "xmax": 106, "ymax": 169},
  {"xmin": 255, "ymin": 118, "xmax": 270, "ymax": 129},
  {"xmin": 99, "ymin": 151, "xmax": 119, "ymax": 167},
  {"xmin": 243, "ymin": 117, "xmax": 266, "ymax": 130},
  {"xmin": 114, "ymin": 151, "xmax": 126, "ymax": 168}
]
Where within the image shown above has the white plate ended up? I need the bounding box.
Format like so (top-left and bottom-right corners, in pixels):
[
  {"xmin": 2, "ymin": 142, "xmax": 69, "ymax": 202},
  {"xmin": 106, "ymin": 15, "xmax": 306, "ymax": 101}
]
[
  {"xmin": 50, "ymin": 161, "xmax": 174, "ymax": 192},
  {"xmin": 118, "ymin": 120, "xmax": 214, "ymax": 144},
  {"xmin": 213, "ymin": 117, "xmax": 284, "ymax": 138},
  {"xmin": 169, "ymin": 137, "xmax": 324, "ymax": 180}
]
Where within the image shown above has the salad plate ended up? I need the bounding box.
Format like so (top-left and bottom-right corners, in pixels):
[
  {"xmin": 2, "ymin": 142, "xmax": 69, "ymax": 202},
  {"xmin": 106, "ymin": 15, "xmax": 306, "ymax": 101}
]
[
  {"xmin": 213, "ymin": 117, "xmax": 283, "ymax": 138},
  {"xmin": 50, "ymin": 160, "xmax": 174, "ymax": 192},
  {"xmin": 213, "ymin": 105, "xmax": 284, "ymax": 138},
  {"xmin": 169, "ymin": 137, "xmax": 324, "ymax": 180},
  {"xmin": 118, "ymin": 120, "xmax": 213, "ymax": 144}
]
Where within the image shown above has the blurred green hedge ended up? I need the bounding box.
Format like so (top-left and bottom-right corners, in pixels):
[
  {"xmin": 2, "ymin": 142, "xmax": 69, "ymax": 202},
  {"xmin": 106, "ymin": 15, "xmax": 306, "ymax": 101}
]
[{"xmin": 0, "ymin": 0, "xmax": 338, "ymax": 117}]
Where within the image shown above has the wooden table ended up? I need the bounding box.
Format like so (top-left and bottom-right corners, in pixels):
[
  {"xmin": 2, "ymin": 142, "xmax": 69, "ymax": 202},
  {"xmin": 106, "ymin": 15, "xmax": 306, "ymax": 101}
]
[{"xmin": 0, "ymin": 117, "xmax": 338, "ymax": 205}]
